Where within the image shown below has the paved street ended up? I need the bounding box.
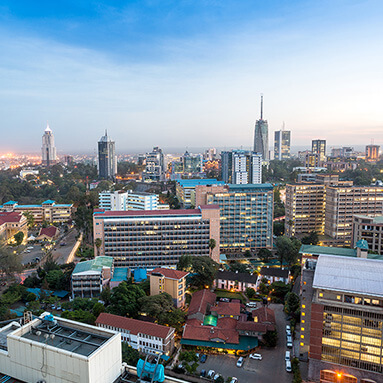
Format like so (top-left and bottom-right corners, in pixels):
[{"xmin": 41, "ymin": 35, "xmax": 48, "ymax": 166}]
[
  {"xmin": 196, "ymin": 304, "xmax": 292, "ymax": 383},
  {"xmin": 51, "ymin": 229, "xmax": 78, "ymax": 264}
]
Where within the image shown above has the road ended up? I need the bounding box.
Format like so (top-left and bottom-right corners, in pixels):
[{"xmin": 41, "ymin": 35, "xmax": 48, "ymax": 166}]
[
  {"xmin": 195, "ymin": 304, "xmax": 291, "ymax": 383},
  {"xmin": 51, "ymin": 229, "xmax": 78, "ymax": 264}
]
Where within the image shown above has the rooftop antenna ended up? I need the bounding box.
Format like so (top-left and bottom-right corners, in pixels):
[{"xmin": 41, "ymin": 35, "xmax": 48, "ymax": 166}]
[
  {"xmin": 260, "ymin": 94, "xmax": 264, "ymax": 120},
  {"xmin": 282, "ymin": 121, "xmax": 285, "ymax": 131},
  {"xmin": 105, "ymin": 129, "xmax": 108, "ymax": 136}
]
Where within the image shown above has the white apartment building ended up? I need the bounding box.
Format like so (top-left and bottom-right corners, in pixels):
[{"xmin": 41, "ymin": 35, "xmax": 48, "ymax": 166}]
[
  {"xmin": 99, "ymin": 190, "xmax": 159, "ymax": 211},
  {"xmin": 96, "ymin": 313, "xmax": 175, "ymax": 356}
]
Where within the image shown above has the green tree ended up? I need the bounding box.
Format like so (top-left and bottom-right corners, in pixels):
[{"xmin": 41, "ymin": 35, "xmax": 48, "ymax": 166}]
[
  {"xmin": 14, "ymin": 231, "xmax": 24, "ymax": 246},
  {"xmin": 45, "ymin": 269, "xmax": 65, "ymax": 290},
  {"xmin": 189, "ymin": 256, "xmax": 218, "ymax": 288},
  {"xmin": 108, "ymin": 282, "xmax": 146, "ymax": 318},
  {"xmin": 179, "ymin": 351, "xmax": 199, "ymax": 374},
  {"xmin": 92, "ymin": 302, "xmax": 106, "ymax": 318},
  {"xmin": 61, "ymin": 309, "xmax": 96, "ymax": 325},
  {"xmin": 284, "ymin": 292, "xmax": 300, "ymax": 318},
  {"xmin": 177, "ymin": 254, "xmax": 192, "ymax": 271},
  {"xmin": 122, "ymin": 343, "xmax": 140, "ymax": 366},
  {"xmin": 258, "ymin": 248, "xmax": 272, "ymax": 263},
  {"xmin": 208, "ymin": 238, "xmax": 216, "ymax": 257},
  {"xmin": 100, "ymin": 286, "xmax": 112, "ymax": 305},
  {"xmin": 0, "ymin": 246, "xmax": 23, "ymax": 276},
  {"xmin": 301, "ymin": 231, "xmax": 319, "ymax": 245},
  {"xmin": 263, "ymin": 330, "xmax": 278, "ymax": 347},
  {"xmin": 23, "ymin": 211, "xmax": 35, "ymax": 228},
  {"xmin": 273, "ymin": 221, "xmax": 285, "ymax": 236},
  {"xmin": 245, "ymin": 287, "xmax": 256, "ymax": 299},
  {"xmin": 229, "ymin": 262, "xmax": 248, "ymax": 273},
  {"xmin": 95, "ymin": 238, "xmax": 102, "ymax": 257},
  {"xmin": 275, "ymin": 236, "xmax": 301, "ymax": 267}
]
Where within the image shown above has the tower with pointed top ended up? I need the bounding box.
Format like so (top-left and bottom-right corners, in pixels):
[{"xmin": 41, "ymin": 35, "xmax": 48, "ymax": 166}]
[
  {"xmin": 98, "ymin": 130, "xmax": 117, "ymax": 180},
  {"xmin": 253, "ymin": 95, "xmax": 269, "ymax": 161},
  {"xmin": 41, "ymin": 124, "xmax": 58, "ymax": 166}
]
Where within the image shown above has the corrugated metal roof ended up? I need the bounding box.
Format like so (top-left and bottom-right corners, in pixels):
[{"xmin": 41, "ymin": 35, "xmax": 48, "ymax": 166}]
[
  {"xmin": 313, "ymin": 255, "xmax": 383, "ymax": 298},
  {"xmin": 73, "ymin": 256, "xmax": 113, "ymax": 274}
]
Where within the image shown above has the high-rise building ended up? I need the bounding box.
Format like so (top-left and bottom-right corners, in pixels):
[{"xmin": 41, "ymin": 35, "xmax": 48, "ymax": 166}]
[
  {"xmin": 41, "ymin": 124, "xmax": 57, "ymax": 166},
  {"xmin": 274, "ymin": 129, "xmax": 291, "ymax": 160},
  {"xmin": 253, "ymin": 95, "xmax": 269, "ymax": 161},
  {"xmin": 98, "ymin": 130, "xmax": 117, "ymax": 180},
  {"xmin": 202, "ymin": 183, "xmax": 274, "ymax": 252},
  {"xmin": 93, "ymin": 206, "xmax": 221, "ymax": 267},
  {"xmin": 325, "ymin": 185, "xmax": 383, "ymax": 244},
  {"xmin": 312, "ymin": 139, "xmax": 326, "ymax": 163},
  {"xmin": 221, "ymin": 150, "xmax": 262, "ymax": 184},
  {"xmin": 285, "ymin": 183, "xmax": 326, "ymax": 237},
  {"xmin": 183, "ymin": 151, "xmax": 203, "ymax": 175},
  {"xmin": 142, "ymin": 146, "xmax": 165, "ymax": 181},
  {"xmin": 352, "ymin": 214, "xmax": 383, "ymax": 255},
  {"xmin": 299, "ymin": 252, "xmax": 383, "ymax": 383},
  {"xmin": 365, "ymin": 145, "xmax": 380, "ymax": 162}
]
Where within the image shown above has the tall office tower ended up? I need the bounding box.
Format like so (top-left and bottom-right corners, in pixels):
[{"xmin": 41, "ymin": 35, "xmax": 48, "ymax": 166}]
[
  {"xmin": 183, "ymin": 151, "xmax": 203, "ymax": 175},
  {"xmin": 221, "ymin": 150, "xmax": 262, "ymax": 184},
  {"xmin": 352, "ymin": 214, "xmax": 383, "ymax": 254},
  {"xmin": 274, "ymin": 129, "xmax": 291, "ymax": 160},
  {"xmin": 253, "ymin": 95, "xmax": 269, "ymax": 161},
  {"xmin": 324, "ymin": 185, "xmax": 383, "ymax": 244},
  {"xmin": 365, "ymin": 144, "xmax": 380, "ymax": 162},
  {"xmin": 201, "ymin": 183, "xmax": 274, "ymax": 252},
  {"xmin": 93, "ymin": 206, "xmax": 220, "ymax": 267},
  {"xmin": 312, "ymin": 139, "xmax": 326, "ymax": 163},
  {"xmin": 285, "ymin": 183, "xmax": 326, "ymax": 237},
  {"xmin": 41, "ymin": 124, "xmax": 57, "ymax": 166},
  {"xmin": 142, "ymin": 147, "xmax": 165, "ymax": 181},
  {"xmin": 204, "ymin": 148, "xmax": 217, "ymax": 161},
  {"xmin": 98, "ymin": 130, "xmax": 117, "ymax": 180},
  {"xmin": 300, "ymin": 252, "xmax": 383, "ymax": 383}
]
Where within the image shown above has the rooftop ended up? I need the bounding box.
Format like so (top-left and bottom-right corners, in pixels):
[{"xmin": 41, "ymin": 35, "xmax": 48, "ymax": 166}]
[
  {"xmin": 299, "ymin": 244, "xmax": 383, "ymax": 260},
  {"xmin": 313, "ymin": 255, "xmax": 383, "ymax": 298},
  {"xmin": 216, "ymin": 270, "xmax": 258, "ymax": 284},
  {"xmin": 0, "ymin": 212, "xmax": 24, "ymax": 224},
  {"xmin": 188, "ymin": 289, "xmax": 217, "ymax": 316},
  {"xmin": 96, "ymin": 313, "xmax": 173, "ymax": 339},
  {"xmin": 177, "ymin": 179, "xmax": 225, "ymax": 187},
  {"xmin": 354, "ymin": 214, "xmax": 383, "ymax": 224},
  {"xmin": 150, "ymin": 267, "xmax": 189, "ymax": 280},
  {"xmin": 20, "ymin": 314, "xmax": 113, "ymax": 357},
  {"xmin": 227, "ymin": 183, "xmax": 274, "ymax": 191},
  {"xmin": 38, "ymin": 225, "xmax": 59, "ymax": 238},
  {"xmin": 72, "ymin": 256, "xmax": 114, "ymax": 274},
  {"xmin": 94, "ymin": 208, "xmax": 202, "ymax": 218},
  {"xmin": 259, "ymin": 267, "xmax": 289, "ymax": 278}
]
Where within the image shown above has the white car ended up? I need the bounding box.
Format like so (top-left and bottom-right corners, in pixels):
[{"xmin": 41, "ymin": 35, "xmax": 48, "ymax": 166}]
[
  {"xmin": 213, "ymin": 373, "xmax": 221, "ymax": 381},
  {"xmin": 207, "ymin": 370, "xmax": 215, "ymax": 379},
  {"xmin": 230, "ymin": 378, "xmax": 238, "ymax": 383},
  {"xmin": 286, "ymin": 324, "xmax": 291, "ymax": 331},
  {"xmin": 287, "ymin": 341, "xmax": 293, "ymax": 348},
  {"xmin": 249, "ymin": 353, "xmax": 262, "ymax": 360},
  {"xmin": 236, "ymin": 357, "xmax": 244, "ymax": 367}
]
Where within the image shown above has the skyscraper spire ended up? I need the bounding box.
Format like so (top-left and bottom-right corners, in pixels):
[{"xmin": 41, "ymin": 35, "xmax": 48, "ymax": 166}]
[
  {"xmin": 105, "ymin": 129, "xmax": 108, "ymax": 136},
  {"xmin": 260, "ymin": 94, "xmax": 264, "ymax": 120}
]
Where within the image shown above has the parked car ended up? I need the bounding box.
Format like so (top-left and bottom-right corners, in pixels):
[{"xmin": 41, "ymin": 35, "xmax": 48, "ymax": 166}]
[
  {"xmin": 230, "ymin": 378, "xmax": 238, "ymax": 383},
  {"xmin": 220, "ymin": 297, "xmax": 230, "ymax": 302},
  {"xmin": 246, "ymin": 302, "xmax": 257, "ymax": 308},
  {"xmin": 286, "ymin": 360, "xmax": 292, "ymax": 372},
  {"xmin": 236, "ymin": 357, "xmax": 244, "ymax": 367},
  {"xmin": 200, "ymin": 370, "xmax": 206, "ymax": 378},
  {"xmin": 249, "ymin": 353, "xmax": 262, "ymax": 360},
  {"xmin": 286, "ymin": 324, "xmax": 291, "ymax": 332},
  {"xmin": 60, "ymin": 242, "xmax": 67, "ymax": 246},
  {"xmin": 200, "ymin": 354, "xmax": 207, "ymax": 363},
  {"xmin": 213, "ymin": 373, "xmax": 221, "ymax": 381},
  {"xmin": 287, "ymin": 341, "xmax": 293, "ymax": 348},
  {"xmin": 207, "ymin": 370, "xmax": 215, "ymax": 379}
]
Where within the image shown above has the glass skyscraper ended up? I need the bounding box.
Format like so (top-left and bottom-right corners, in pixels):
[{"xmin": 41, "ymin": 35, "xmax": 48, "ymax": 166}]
[
  {"xmin": 98, "ymin": 130, "xmax": 117, "ymax": 180},
  {"xmin": 253, "ymin": 95, "xmax": 269, "ymax": 161}
]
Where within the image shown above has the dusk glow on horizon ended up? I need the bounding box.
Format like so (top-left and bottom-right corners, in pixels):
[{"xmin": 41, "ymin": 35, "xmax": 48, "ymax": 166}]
[{"xmin": 1, "ymin": 0, "xmax": 383, "ymax": 153}]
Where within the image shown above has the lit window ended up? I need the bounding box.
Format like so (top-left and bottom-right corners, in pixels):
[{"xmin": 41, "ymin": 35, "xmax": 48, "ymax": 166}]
[
  {"xmin": 302, "ymin": 319, "xmax": 305, "ymax": 324},
  {"xmin": 337, "ymin": 295, "xmax": 341, "ymax": 300},
  {"xmin": 319, "ymin": 293, "xmax": 323, "ymax": 297},
  {"xmin": 302, "ymin": 312, "xmax": 305, "ymax": 316},
  {"xmin": 301, "ymin": 335, "xmax": 304, "ymax": 339},
  {"xmin": 300, "ymin": 342, "xmax": 304, "ymax": 346},
  {"xmin": 301, "ymin": 327, "xmax": 304, "ymax": 332},
  {"xmin": 302, "ymin": 304, "xmax": 306, "ymax": 309}
]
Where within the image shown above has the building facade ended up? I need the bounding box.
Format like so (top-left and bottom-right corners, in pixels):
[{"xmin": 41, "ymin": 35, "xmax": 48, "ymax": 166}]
[
  {"xmin": 0, "ymin": 200, "xmax": 73, "ymax": 224},
  {"xmin": 253, "ymin": 95, "xmax": 269, "ymax": 161},
  {"xmin": 204, "ymin": 183, "xmax": 274, "ymax": 252},
  {"xmin": 93, "ymin": 206, "xmax": 220, "ymax": 267},
  {"xmin": 99, "ymin": 190, "xmax": 159, "ymax": 211},
  {"xmin": 96, "ymin": 313, "xmax": 175, "ymax": 356},
  {"xmin": 285, "ymin": 183, "xmax": 326, "ymax": 237},
  {"xmin": 41, "ymin": 124, "xmax": 58, "ymax": 166},
  {"xmin": 142, "ymin": 147, "xmax": 165, "ymax": 181},
  {"xmin": 98, "ymin": 130, "xmax": 117, "ymax": 180},
  {"xmin": 214, "ymin": 270, "xmax": 258, "ymax": 292},
  {"xmin": 0, "ymin": 211, "xmax": 28, "ymax": 244},
  {"xmin": 221, "ymin": 150, "xmax": 262, "ymax": 184},
  {"xmin": 301, "ymin": 255, "xmax": 383, "ymax": 383},
  {"xmin": 176, "ymin": 179, "xmax": 225, "ymax": 208},
  {"xmin": 324, "ymin": 186, "xmax": 383, "ymax": 245},
  {"xmin": 274, "ymin": 129, "xmax": 291, "ymax": 160},
  {"xmin": 352, "ymin": 215, "xmax": 383, "ymax": 255},
  {"xmin": 149, "ymin": 268, "xmax": 189, "ymax": 308},
  {"xmin": 312, "ymin": 139, "xmax": 327, "ymax": 163},
  {"xmin": 365, "ymin": 145, "xmax": 379, "ymax": 162}
]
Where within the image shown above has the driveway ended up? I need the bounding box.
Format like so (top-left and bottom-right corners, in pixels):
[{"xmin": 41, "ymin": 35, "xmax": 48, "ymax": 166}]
[{"xmin": 195, "ymin": 304, "xmax": 292, "ymax": 383}]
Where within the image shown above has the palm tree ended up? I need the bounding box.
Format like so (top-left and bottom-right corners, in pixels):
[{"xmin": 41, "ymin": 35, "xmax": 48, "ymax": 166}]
[
  {"xmin": 209, "ymin": 238, "xmax": 216, "ymax": 257},
  {"xmin": 95, "ymin": 238, "xmax": 102, "ymax": 257}
]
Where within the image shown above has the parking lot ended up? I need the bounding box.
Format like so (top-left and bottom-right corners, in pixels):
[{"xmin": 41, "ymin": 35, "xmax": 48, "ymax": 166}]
[{"xmin": 195, "ymin": 304, "xmax": 292, "ymax": 383}]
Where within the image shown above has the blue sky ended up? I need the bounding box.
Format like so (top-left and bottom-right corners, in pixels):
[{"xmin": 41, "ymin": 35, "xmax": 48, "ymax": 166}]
[{"xmin": 1, "ymin": 0, "xmax": 383, "ymax": 153}]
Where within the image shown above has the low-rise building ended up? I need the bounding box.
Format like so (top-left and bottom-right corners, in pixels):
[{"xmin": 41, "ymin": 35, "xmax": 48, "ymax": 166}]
[
  {"xmin": 0, "ymin": 211, "xmax": 28, "ymax": 243},
  {"xmin": 36, "ymin": 225, "xmax": 59, "ymax": 241},
  {"xmin": 71, "ymin": 256, "xmax": 114, "ymax": 298},
  {"xmin": 96, "ymin": 312, "xmax": 175, "ymax": 356},
  {"xmin": 214, "ymin": 270, "xmax": 258, "ymax": 292},
  {"xmin": 99, "ymin": 190, "xmax": 159, "ymax": 211},
  {"xmin": 0, "ymin": 312, "xmax": 122, "ymax": 383},
  {"xmin": 256, "ymin": 267, "xmax": 290, "ymax": 288},
  {"xmin": 0, "ymin": 199, "xmax": 73, "ymax": 224},
  {"xmin": 149, "ymin": 268, "xmax": 189, "ymax": 308}
]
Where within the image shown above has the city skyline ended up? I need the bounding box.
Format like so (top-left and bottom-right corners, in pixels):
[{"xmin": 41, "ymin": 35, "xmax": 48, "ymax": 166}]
[{"xmin": 1, "ymin": 1, "xmax": 383, "ymax": 152}]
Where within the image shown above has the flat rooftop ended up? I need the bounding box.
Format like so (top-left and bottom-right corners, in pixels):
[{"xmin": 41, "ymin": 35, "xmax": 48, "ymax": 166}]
[
  {"xmin": 22, "ymin": 319, "xmax": 112, "ymax": 357},
  {"xmin": 313, "ymin": 255, "xmax": 383, "ymax": 298}
]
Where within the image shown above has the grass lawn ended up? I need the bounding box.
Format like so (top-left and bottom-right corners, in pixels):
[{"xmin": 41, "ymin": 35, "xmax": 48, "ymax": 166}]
[{"xmin": 214, "ymin": 289, "xmax": 246, "ymax": 304}]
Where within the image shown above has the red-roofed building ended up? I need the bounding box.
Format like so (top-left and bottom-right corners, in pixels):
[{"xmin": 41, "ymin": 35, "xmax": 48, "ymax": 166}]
[
  {"xmin": 0, "ymin": 212, "xmax": 28, "ymax": 244},
  {"xmin": 37, "ymin": 225, "xmax": 59, "ymax": 241},
  {"xmin": 188, "ymin": 289, "xmax": 217, "ymax": 321},
  {"xmin": 210, "ymin": 301, "xmax": 241, "ymax": 319},
  {"xmin": 96, "ymin": 312, "xmax": 175, "ymax": 355},
  {"xmin": 252, "ymin": 306, "xmax": 276, "ymax": 325},
  {"xmin": 149, "ymin": 267, "xmax": 189, "ymax": 308}
]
